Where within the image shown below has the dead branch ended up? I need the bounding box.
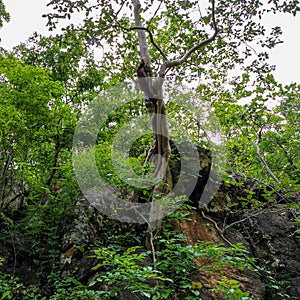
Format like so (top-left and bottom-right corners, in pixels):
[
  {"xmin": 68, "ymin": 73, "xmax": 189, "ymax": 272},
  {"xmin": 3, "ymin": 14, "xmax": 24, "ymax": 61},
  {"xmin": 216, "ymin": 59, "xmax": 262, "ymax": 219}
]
[
  {"xmin": 201, "ymin": 211, "xmax": 233, "ymax": 246},
  {"xmin": 223, "ymin": 209, "xmax": 271, "ymax": 232}
]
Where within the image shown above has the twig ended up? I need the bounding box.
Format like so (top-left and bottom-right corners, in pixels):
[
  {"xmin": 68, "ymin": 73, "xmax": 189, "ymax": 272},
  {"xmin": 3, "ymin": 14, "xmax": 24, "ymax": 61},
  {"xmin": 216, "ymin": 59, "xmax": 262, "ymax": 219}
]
[
  {"xmin": 2, "ymin": 192, "xmax": 28, "ymax": 211},
  {"xmin": 132, "ymin": 204, "xmax": 157, "ymax": 263},
  {"xmin": 147, "ymin": 230, "xmax": 157, "ymax": 264},
  {"xmin": 113, "ymin": 0, "xmax": 126, "ymax": 18},
  {"xmin": 235, "ymin": 172, "xmax": 288, "ymax": 203},
  {"xmin": 232, "ymin": 32, "xmax": 259, "ymax": 57},
  {"xmin": 197, "ymin": 1, "xmax": 203, "ymax": 19},
  {"xmin": 148, "ymin": 1, "xmax": 163, "ymax": 26},
  {"xmin": 223, "ymin": 209, "xmax": 270, "ymax": 232},
  {"xmin": 203, "ymin": 207, "xmax": 287, "ymax": 249},
  {"xmin": 201, "ymin": 211, "xmax": 233, "ymax": 246}
]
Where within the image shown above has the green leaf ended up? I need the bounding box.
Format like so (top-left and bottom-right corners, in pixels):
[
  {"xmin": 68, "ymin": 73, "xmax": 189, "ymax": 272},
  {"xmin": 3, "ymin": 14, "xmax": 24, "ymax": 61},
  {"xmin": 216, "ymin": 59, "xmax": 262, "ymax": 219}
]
[{"xmin": 0, "ymin": 291, "xmax": 11, "ymax": 300}]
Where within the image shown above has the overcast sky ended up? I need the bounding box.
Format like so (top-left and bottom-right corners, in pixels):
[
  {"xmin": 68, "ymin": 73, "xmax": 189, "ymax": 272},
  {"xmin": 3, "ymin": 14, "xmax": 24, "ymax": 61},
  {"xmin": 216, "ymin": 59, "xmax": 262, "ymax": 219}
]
[{"xmin": 0, "ymin": 0, "xmax": 299, "ymax": 85}]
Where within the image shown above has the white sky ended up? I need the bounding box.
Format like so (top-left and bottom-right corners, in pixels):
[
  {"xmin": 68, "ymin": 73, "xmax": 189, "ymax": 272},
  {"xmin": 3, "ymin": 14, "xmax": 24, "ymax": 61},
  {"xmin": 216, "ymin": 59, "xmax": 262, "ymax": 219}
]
[{"xmin": 0, "ymin": 0, "xmax": 299, "ymax": 85}]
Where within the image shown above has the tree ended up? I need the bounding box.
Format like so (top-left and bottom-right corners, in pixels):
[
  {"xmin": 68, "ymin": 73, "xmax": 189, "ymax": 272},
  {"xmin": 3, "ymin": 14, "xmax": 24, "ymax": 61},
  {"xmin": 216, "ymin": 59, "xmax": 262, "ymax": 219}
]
[
  {"xmin": 12, "ymin": 30, "xmax": 107, "ymax": 105},
  {"xmin": 0, "ymin": 53, "xmax": 78, "ymax": 208},
  {"xmin": 43, "ymin": 0, "xmax": 300, "ymax": 249},
  {"xmin": 211, "ymin": 74, "xmax": 300, "ymax": 190},
  {"xmin": 0, "ymin": 2, "xmax": 299, "ymax": 299}
]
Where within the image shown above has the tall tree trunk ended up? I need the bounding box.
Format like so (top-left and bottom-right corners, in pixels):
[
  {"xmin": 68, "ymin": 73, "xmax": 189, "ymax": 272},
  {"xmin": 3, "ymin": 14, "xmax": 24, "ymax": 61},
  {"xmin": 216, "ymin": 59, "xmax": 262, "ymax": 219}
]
[
  {"xmin": 132, "ymin": 0, "xmax": 218, "ymax": 251},
  {"xmin": 136, "ymin": 68, "xmax": 172, "ymax": 250},
  {"xmin": 133, "ymin": 0, "xmax": 172, "ymax": 250}
]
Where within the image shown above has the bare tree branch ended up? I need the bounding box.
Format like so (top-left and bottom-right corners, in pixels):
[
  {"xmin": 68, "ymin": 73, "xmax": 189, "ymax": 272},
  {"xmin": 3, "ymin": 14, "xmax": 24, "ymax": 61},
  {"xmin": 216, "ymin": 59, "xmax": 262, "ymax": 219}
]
[
  {"xmin": 115, "ymin": 23, "xmax": 168, "ymax": 61},
  {"xmin": 255, "ymin": 127, "xmax": 280, "ymax": 184},
  {"xmin": 223, "ymin": 209, "xmax": 273, "ymax": 232},
  {"xmin": 158, "ymin": 0, "xmax": 218, "ymax": 77},
  {"xmin": 132, "ymin": 204, "xmax": 157, "ymax": 263},
  {"xmin": 201, "ymin": 211, "xmax": 233, "ymax": 246},
  {"xmin": 118, "ymin": 0, "xmax": 218, "ymax": 72},
  {"xmin": 148, "ymin": 1, "xmax": 163, "ymax": 26},
  {"xmin": 113, "ymin": 0, "xmax": 126, "ymax": 18},
  {"xmin": 132, "ymin": 0, "xmax": 151, "ymax": 65},
  {"xmin": 197, "ymin": 1, "xmax": 204, "ymax": 20}
]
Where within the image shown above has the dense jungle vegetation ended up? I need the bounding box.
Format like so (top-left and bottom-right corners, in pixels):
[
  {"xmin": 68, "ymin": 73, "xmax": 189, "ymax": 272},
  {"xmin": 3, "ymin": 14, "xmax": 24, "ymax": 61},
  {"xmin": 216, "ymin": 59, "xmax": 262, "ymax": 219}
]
[{"xmin": 0, "ymin": 0, "xmax": 299, "ymax": 299}]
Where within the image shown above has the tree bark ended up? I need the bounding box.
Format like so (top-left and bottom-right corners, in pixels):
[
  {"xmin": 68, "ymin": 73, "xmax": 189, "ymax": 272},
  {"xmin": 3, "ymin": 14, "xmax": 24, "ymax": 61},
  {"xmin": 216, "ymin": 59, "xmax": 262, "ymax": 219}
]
[
  {"xmin": 132, "ymin": 0, "xmax": 172, "ymax": 250},
  {"xmin": 131, "ymin": 0, "xmax": 219, "ymax": 251}
]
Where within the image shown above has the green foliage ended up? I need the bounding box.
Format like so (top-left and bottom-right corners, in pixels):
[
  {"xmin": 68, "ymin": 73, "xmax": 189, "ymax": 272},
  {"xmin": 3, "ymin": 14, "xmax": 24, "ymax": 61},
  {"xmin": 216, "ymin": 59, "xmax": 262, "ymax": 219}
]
[
  {"xmin": 0, "ymin": 1, "xmax": 299, "ymax": 299},
  {"xmin": 13, "ymin": 30, "xmax": 107, "ymax": 104},
  {"xmin": 213, "ymin": 279, "xmax": 251, "ymax": 300},
  {"xmin": 15, "ymin": 195, "xmax": 77, "ymax": 264},
  {"xmin": 214, "ymin": 79, "xmax": 300, "ymax": 196},
  {"xmin": 0, "ymin": 52, "xmax": 83, "ymax": 290},
  {"xmin": 90, "ymin": 218, "xmax": 254, "ymax": 299},
  {"xmin": 0, "ymin": 0, "xmax": 10, "ymax": 29},
  {"xmin": 0, "ymin": 275, "xmax": 40, "ymax": 300},
  {"xmin": 0, "ymin": 274, "xmax": 105, "ymax": 300},
  {"xmin": 44, "ymin": 277, "xmax": 103, "ymax": 300},
  {"xmin": 254, "ymin": 265, "xmax": 292, "ymax": 300},
  {"xmin": 90, "ymin": 246, "xmax": 171, "ymax": 299},
  {"xmin": 0, "ymin": 54, "xmax": 79, "ymax": 208},
  {"xmin": 43, "ymin": 0, "xmax": 300, "ymax": 86},
  {"xmin": 293, "ymin": 216, "xmax": 300, "ymax": 236}
]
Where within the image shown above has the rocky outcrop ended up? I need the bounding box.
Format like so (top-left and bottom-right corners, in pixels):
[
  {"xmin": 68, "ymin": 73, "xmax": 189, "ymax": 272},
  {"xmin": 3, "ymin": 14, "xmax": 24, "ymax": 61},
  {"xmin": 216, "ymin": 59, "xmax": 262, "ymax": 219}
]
[
  {"xmin": 172, "ymin": 210, "xmax": 265, "ymax": 299},
  {"xmin": 0, "ymin": 176, "xmax": 299, "ymax": 299}
]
